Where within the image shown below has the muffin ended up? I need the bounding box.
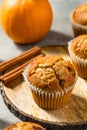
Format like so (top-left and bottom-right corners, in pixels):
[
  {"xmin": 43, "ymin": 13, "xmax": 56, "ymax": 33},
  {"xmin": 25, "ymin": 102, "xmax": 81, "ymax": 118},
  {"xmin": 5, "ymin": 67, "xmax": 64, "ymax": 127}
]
[
  {"xmin": 70, "ymin": 4, "xmax": 87, "ymax": 37},
  {"xmin": 4, "ymin": 122, "xmax": 45, "ymax": 130},
  {"xmin": 23, "ymin": 55, "xmax": 77, "ymax": 110},
  {"xmin": 68, "ymin": 34, "xmax": 87, "ymax": 79}
]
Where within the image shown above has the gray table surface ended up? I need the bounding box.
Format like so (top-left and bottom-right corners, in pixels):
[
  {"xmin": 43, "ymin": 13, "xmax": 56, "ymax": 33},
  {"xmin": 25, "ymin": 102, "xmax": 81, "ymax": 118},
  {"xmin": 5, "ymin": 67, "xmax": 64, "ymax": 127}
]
[{"xmin": 0, "ymin": 0, "xmax": 87, "ymax": 129}]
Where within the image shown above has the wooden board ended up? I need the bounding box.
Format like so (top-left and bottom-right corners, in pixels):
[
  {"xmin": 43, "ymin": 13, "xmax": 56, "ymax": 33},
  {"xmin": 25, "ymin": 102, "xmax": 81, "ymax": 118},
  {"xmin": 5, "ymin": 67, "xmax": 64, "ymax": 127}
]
[{"xmin": 1, "ymin": 46, "xmax": 87, "ymax": 130}]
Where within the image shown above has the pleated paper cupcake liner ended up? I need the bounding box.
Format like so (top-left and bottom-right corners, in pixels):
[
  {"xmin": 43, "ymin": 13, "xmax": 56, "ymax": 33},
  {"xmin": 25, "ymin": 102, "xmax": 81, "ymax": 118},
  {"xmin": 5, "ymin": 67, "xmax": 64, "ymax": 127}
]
[
  {"xmin": 70, "ymin": 11, "xmax": 87, "ymax": 37},
  {"xmin": 23, "ymin": 65, "xmax": 77, "ymax": 110},
  {"xmin": 68, "ymin": 40, "xmax": 87, "ymax": 79}
]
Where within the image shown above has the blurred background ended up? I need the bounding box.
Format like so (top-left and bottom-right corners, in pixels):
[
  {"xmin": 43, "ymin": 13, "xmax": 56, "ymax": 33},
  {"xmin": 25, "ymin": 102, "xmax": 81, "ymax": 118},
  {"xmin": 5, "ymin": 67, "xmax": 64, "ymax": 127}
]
[{"xmin": 0, "ymin": 0, "xmax": 87, "ymax": 129}]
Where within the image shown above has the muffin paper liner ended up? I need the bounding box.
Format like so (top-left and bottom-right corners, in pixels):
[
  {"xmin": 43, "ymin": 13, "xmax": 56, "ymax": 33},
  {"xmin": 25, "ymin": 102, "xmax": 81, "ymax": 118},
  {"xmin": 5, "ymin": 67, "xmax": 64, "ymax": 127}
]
[
  {"xmin": 70, "ymin": 11, "xmax": 87, "ymax": 37},
  {"xmin": 68, "ymin": 40, "xmax": 87, "ymax": 79},
  {"xmin": 23, "ymin": 65, "xmax": 77, "ymax": 110}
]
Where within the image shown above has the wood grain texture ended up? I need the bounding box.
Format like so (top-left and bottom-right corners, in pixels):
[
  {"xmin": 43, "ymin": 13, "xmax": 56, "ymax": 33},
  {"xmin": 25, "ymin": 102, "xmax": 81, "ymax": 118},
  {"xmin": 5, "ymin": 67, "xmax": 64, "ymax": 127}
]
[{"xmin": 1, "ymin": 46, "xmax": 87, "ymax": 130}]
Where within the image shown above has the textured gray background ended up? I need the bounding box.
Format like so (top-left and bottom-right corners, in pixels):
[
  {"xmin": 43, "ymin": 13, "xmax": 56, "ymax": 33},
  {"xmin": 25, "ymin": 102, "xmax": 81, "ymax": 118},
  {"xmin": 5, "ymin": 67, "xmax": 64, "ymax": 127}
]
[{"xmin": 0, "ymin": 0, "xmax": 87, "ymax": 129}]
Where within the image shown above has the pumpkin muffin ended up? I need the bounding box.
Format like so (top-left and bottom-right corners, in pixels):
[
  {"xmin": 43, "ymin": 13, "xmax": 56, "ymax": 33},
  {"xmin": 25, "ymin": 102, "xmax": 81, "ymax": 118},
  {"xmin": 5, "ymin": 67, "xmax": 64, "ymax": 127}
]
[
  {"xmin": 23, "ymin": 55, "xmax": 77, "ymax": 110},
  {"xmin": 70, "ymin": 4, "xmax": 87, "ymax": 37},
  {"xmin": 68, "ymin": 35, "xmax": 87, "ymax": 79},
  {"xmin": 4, "ymin": 122, "xmax": 45, "ymax": 130}
]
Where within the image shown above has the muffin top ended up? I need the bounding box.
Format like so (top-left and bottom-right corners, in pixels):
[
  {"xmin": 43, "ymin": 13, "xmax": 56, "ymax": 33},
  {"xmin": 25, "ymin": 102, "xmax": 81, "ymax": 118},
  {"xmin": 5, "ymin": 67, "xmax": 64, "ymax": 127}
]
[
  {"xmin": 72, "ymin": 4, "xmax": 87, "ymax": 25},
  {"xmin": 72, "ymin": 35, "xmax": 87, "ymax": 59},
  {"xmin": 28, "ymin": 56, "xmax": 75, "ymax": 91},
  {"xmin": 4, "ymin": 122, "xmax": 45, "ymax": 130}
]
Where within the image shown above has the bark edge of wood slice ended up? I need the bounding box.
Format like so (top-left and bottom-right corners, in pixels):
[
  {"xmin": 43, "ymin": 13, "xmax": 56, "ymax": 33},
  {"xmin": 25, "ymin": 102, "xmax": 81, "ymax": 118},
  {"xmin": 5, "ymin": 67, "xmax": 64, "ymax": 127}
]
[{"xmin": 1, "ymin": 46, "xmax": 87, "ymax": 130}]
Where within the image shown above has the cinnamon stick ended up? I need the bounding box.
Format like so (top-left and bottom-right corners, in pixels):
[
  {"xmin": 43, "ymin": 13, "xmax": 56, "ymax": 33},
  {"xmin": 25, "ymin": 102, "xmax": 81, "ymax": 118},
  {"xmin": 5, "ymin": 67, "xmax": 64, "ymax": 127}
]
[
  {"xmin": 0, "ymin": 46, "xmax": 41, "ymax": 72},
  {"xmin": 0, "ymin": 54, "xmax": 44, "ymax": 84}
]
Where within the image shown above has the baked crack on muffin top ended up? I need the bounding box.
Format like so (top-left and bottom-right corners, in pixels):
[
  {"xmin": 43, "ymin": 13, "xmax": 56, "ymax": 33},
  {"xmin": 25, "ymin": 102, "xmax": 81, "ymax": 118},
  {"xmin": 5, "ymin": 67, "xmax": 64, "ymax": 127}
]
[
  {"xmin": 28, "ymin": 56, "xmax": 75, "ymax": 91},
  {"xmin": 72, "ymin": 35, "xmax": 87, "ymax": 59}
]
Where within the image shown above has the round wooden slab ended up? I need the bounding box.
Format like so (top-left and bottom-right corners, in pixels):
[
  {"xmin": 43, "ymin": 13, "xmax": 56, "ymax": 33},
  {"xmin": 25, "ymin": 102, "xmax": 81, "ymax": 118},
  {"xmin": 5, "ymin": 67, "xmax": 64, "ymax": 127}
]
[{"xmin": 1, "ymin": 46, "xmax": 87, "ymax": 130}]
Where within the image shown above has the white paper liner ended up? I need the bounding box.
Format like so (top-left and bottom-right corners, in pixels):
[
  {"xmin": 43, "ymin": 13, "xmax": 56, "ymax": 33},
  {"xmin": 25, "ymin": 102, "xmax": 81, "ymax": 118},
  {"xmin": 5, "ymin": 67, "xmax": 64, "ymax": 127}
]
[
  {"xmin": 22, "ymin": 65, "xmax": 77, "ymax": 109},
  {"xmin": 70, "ymin": 11, "xmax": 87, "ymax": 36},
  {"xmin": 68, "ymin": 40, "xmax": 87, "ymax": 78}
]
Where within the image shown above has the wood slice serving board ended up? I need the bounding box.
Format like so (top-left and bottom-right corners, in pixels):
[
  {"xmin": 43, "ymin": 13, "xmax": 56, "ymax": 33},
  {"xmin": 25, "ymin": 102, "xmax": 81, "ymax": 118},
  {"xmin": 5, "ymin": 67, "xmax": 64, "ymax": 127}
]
[{"xmin": 1, "ymin": 46, "xmax": 87, "ymax": 130}]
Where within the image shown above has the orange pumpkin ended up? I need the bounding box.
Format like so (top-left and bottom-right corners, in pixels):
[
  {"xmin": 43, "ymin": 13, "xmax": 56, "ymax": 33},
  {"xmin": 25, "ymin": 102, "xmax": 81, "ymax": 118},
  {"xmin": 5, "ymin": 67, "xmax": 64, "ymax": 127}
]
[{"xmin": 1, "ymin": 0, "xmax": 53, "ymax": 44}]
